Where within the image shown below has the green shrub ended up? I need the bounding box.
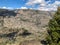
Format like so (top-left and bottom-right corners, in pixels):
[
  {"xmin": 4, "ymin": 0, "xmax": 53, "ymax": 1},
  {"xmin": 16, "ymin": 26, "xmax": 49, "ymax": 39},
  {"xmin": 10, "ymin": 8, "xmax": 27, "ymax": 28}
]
[{"xmin": 46, "ymin": 7, "xmax": 60, "ymax": 45}]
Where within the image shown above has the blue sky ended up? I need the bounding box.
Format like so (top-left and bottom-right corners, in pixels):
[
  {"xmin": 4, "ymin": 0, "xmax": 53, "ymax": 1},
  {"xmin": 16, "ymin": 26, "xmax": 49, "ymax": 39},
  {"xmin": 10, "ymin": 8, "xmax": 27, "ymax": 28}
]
[
  {"xmin": 0, "ymin": 0, "xmax": 27, "ymax": 8},
  {"xmin": 0, "ymin": 0, "xmax": 60, "ymax": 11}
]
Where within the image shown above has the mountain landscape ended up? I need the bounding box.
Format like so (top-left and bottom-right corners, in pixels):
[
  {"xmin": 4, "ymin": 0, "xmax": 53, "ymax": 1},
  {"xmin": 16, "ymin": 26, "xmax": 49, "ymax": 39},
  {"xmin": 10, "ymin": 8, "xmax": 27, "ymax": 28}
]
[
  {"xmin": 0, "ymin": 9, "xmax": 55, "ymax": 45},
  {"xmin": 0, "ymin": 0, "xmax": 60, "ymax": 45}
]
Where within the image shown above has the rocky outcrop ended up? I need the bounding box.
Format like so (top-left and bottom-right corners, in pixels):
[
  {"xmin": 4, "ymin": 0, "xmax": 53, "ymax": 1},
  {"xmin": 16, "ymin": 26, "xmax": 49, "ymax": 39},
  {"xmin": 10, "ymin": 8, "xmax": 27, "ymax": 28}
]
[
  {"xmin": 0, "ymin": 9, "xmax": 55, "ymax": 39},
  {"xmin": 4, "ymin": 9, "xmax": 55, "ymax": 28},
  {"xmin": 0, "ymin": 9, "xmax": 55, "ymax": 45}
]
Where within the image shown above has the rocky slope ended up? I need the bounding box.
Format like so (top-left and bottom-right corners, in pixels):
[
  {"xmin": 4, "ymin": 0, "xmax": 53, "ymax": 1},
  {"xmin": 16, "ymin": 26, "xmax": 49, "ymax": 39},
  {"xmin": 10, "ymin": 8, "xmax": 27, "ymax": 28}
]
[{"xmin": 0, "ymin": 9, "xmax": 55, "ymax": 45}]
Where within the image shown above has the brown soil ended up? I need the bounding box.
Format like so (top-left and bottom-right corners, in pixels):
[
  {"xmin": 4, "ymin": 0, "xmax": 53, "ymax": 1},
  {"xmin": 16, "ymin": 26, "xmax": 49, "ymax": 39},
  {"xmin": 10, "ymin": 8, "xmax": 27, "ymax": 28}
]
[{"xmin": 20, "ymin": 40, "xmax": 42, "ymax": 45}]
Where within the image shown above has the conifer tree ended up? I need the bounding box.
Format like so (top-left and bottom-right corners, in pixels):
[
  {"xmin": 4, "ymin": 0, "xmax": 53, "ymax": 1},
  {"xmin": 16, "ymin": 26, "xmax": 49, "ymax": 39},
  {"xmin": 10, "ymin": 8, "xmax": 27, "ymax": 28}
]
[{"xmin": 46, "ymin": 7, "xmax": 60, "ymax": 45}]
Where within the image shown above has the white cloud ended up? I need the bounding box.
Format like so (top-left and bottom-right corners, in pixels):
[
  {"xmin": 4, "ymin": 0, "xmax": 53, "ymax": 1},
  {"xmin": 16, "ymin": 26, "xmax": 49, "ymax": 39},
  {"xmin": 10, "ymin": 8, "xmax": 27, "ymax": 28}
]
[
  {"xmin": 38, "ymin": 7, "xmax": 57, "ymax": 11},
  {"xmin": 26, "ymin": 0, "xmax": 46, "ymax": 6},
  {"xmin": 20, "ymin": 7, "xmax": 28, "ymax": 9},
  {"xmin": 53, "ymin": 1, "xmax": 60, "ymax": 6},
  {"xmin": 2, "ymin": 7, "xmax": 7, "ymax": 9},
  {"xmin": 0, "ymin": 6, "xmax": 13, "ymax": 9},
  {"xmin": 26, "ymin": 0, "xmax": 60, "ymax": 11}
]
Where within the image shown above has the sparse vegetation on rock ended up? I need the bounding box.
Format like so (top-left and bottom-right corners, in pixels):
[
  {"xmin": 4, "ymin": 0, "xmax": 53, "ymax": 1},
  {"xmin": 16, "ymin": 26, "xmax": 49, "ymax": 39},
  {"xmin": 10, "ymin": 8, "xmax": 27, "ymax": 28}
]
[{"xmin": 0, "ymin": 9, "xmax": 55, "ymax": 45}]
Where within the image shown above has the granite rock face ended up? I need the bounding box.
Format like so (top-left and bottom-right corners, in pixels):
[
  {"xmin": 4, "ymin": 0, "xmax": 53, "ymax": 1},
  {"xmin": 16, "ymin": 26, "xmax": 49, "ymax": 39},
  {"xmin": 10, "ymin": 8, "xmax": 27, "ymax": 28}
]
[
  {"xmin": 0, "ymin": 9, "xmax": 55, "ymax": 38},
  {"xmin": 2, "ymin": 9, "xmax": 55, "ymax": 33},
  {"xmin": 0, "ymin": 9, "xmax": 55, "ymax": 45},
  {"xmin": 3, "ymin": 10, "xmax": 51, "ymax": 27}
]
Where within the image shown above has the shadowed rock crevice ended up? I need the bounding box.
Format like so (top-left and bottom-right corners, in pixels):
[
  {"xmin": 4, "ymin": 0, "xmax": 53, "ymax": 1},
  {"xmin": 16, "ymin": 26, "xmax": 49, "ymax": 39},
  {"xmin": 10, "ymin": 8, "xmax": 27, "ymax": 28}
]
[
  {"xmin": 20, "ymin": 30, "xmax": 31, "ymax": 37},
  {"xmin": 0, "ymin": 31, "xmax": 18, "ymax": 39},
  {"xmin": 19, "ymin": 28, "xmax": 32, "ymax": 37},
  {"xmin": 41, "ymin": 40, "xmax": 47, "ymax": 45}
]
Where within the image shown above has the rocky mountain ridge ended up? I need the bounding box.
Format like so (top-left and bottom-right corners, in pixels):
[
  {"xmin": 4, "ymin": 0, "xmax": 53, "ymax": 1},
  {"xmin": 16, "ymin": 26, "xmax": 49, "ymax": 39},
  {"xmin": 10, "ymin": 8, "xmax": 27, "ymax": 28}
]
[{"xmin": 0, "ymin": 9, "xmax": 55, "ymax": 45}]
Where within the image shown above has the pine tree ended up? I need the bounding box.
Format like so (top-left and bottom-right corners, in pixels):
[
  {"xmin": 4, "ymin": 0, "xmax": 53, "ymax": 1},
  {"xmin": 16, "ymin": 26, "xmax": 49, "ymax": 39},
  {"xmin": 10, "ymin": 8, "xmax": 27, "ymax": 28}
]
[{"xmin": 46, "ymin": 7, "xmax": 60, "ymax": 45}]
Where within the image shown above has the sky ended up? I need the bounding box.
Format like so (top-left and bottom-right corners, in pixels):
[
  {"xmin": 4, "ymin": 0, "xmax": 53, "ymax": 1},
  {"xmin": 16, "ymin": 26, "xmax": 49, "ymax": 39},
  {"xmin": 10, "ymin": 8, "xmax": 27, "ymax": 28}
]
[{"xmin": 0, "ymin": 0, "xmax": 60, "ymax": 11}]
